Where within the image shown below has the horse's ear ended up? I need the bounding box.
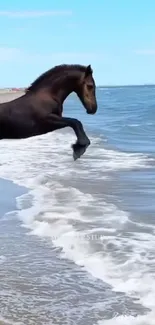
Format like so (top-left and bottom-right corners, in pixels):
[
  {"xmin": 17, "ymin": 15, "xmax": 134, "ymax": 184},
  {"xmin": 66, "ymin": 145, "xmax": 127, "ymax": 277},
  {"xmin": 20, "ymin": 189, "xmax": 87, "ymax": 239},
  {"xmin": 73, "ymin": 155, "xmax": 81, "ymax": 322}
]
[{"xmin": 85, "ymin": 65, "xmax": 93, "ymax": 78}]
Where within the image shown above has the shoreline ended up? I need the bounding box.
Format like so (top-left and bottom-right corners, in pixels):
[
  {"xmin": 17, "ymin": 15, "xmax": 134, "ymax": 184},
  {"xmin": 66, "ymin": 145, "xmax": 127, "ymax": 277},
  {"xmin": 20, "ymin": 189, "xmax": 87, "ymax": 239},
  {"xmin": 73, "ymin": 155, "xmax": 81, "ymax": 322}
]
[
  {"xmin": 0, "ymin": 177, "xmax": 27, "ymax": 218},
  {"xmin": 0, "ymin": 83, "xmax": 155, "ymax": 94}
]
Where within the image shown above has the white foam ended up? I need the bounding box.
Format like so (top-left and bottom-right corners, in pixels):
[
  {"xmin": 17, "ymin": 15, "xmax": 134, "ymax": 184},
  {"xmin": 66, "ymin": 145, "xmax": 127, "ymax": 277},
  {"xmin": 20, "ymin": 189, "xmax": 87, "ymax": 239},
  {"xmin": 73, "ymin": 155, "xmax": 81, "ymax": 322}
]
[
  {"xmin": 0, "ymin": 131, "xmax": 152, "ymax": 185},
  {"xmin": 97, "ymin": 311, "xmax": 155, "ymax": 325},
  {"xmin": 0, "ymin": 130, "xmax": 154, "ymax": 324}
]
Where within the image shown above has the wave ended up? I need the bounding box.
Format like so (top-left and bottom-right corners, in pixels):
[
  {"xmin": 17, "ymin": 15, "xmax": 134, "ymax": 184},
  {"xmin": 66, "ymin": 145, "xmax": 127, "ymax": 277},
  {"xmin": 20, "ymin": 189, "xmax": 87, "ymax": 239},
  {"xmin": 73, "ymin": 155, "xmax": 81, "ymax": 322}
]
[
  {"xmin": 97, "ymin": 312, "xmax": 155, "ymax": 325},
  {"xmin": 0, "ymin": 130, "xmax": 154, "ymax": 324}
]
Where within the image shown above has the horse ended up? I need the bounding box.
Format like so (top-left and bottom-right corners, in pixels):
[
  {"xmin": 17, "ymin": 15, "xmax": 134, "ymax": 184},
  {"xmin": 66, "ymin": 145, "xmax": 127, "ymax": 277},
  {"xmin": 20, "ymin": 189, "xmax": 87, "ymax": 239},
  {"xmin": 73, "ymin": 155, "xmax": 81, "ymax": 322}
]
[{"xmin": 0, "ymin": 63, "xmax": 97, "ymax": 160}]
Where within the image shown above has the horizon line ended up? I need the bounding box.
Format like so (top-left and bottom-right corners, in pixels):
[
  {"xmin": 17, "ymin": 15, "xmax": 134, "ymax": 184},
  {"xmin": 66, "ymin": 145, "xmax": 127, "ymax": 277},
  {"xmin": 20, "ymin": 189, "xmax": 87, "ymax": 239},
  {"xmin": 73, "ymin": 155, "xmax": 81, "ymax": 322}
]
[{"xmin": 0, "ymin": 83, "xmax": 155, "ymax": 90}]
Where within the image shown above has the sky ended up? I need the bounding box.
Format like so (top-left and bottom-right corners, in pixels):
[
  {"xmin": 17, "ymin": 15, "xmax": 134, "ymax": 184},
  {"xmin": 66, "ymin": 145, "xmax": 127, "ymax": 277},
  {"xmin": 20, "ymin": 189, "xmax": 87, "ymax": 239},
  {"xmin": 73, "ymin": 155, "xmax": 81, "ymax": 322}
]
[{"xmin": 0, "ymin": 0, "xmax": 155, "ymax": 87}]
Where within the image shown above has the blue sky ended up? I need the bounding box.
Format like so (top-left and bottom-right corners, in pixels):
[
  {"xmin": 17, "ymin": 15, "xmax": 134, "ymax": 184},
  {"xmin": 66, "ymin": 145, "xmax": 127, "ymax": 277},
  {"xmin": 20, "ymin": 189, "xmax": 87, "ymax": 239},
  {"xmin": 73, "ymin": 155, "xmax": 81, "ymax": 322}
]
[{"xmin": 0, "ymin": 0, "xmax": 155, "ymax": 86}]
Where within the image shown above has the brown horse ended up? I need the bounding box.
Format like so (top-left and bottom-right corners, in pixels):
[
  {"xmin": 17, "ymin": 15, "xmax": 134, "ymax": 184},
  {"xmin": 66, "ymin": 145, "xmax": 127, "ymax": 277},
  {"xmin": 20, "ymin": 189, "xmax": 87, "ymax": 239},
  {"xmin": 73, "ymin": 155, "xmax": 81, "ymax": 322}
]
[{"xmin": 0, "ymin": 64, "xmax": 97, "ymax": 160}]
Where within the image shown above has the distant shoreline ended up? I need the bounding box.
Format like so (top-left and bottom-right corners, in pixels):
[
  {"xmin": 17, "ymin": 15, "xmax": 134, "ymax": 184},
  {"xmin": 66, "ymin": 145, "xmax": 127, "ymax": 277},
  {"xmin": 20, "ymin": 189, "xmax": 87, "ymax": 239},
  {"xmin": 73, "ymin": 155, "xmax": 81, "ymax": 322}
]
[
  {"xmin": 0, "ymin": 88, "xmax": 26, "ymax": 94},
  {"xmin": 0, "ymin": 84, "xmax": 155, "ymax": 93}
]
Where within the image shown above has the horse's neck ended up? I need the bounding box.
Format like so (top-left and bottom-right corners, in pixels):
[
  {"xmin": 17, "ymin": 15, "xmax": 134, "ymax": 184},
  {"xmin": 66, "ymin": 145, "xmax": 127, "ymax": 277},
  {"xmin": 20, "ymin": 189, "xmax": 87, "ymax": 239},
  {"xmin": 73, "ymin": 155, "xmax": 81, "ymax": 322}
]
[
  {"xmin": 54, "ymin": 86, "xmax": 72, "ymax": 103},
  {"xmin": 50, "ymin": 74, "xmax": 79, "ymax": 103},
  {"xmin": 31, "ymin": 73, "xmax": 80, "ymax": 104}
]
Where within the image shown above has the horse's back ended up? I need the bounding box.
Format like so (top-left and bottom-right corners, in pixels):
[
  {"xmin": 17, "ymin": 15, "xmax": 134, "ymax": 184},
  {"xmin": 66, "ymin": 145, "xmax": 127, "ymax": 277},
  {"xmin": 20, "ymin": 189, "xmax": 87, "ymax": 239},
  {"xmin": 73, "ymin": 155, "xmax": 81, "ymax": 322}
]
[
  {"xmin": 0, "ymin": 92, "xmax": 61, "ymax": 139},
  {"xmin": 0, "ymin": 96, "xmax": 41, "ymax": 139}
]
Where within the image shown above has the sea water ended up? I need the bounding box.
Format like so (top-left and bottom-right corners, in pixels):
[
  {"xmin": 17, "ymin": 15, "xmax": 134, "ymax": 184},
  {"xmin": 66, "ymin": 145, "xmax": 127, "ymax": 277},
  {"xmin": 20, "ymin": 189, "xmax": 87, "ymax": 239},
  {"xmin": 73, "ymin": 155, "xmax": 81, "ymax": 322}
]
[{"xmin": 0, "ymin": 86, "xmax": 154, "ymax": 324}]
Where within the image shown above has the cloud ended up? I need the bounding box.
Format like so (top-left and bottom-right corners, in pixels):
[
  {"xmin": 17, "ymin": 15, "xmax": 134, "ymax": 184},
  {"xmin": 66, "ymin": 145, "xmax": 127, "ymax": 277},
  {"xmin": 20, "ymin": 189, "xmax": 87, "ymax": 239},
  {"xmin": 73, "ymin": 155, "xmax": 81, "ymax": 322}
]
[
  {"xmin": 0, "ymin": 10, "xmax": 72, "ymax": 18},
  {"xmin": 0, "ymin": 47, "xmax": 101, "ymax": 63},
  {"xmin": 134, "ymin": 49, "xmax": 155, "ymax": 55}
]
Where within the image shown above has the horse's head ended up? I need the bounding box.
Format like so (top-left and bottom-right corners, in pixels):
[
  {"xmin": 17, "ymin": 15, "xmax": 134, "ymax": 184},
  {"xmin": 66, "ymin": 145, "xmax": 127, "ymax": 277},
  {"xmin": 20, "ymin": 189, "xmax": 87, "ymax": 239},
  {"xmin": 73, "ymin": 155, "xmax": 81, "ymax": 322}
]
[
  {"xmin": 26, "ymin": 63, "xmax": 97, "ymax": 115},
  {"xmin": 76, "ymin": 65, "xmax": 97, "ymax": 115}
]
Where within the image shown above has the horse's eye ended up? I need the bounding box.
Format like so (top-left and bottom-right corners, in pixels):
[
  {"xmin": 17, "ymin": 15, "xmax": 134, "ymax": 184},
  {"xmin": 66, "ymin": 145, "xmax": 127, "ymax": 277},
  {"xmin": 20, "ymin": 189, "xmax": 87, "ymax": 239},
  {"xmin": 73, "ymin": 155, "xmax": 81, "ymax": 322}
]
[{"xmin": 87, "ymin": 84, "xmax": 93, "ymax": 90}]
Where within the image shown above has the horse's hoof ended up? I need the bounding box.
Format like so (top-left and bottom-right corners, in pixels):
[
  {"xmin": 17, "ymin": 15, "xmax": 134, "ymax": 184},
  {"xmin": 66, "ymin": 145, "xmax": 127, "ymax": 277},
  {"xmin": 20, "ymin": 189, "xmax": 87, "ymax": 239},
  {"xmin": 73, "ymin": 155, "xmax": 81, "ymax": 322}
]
[{"xmin": 72, "ymin": 143, "xmax": 89, "ymax": 160}]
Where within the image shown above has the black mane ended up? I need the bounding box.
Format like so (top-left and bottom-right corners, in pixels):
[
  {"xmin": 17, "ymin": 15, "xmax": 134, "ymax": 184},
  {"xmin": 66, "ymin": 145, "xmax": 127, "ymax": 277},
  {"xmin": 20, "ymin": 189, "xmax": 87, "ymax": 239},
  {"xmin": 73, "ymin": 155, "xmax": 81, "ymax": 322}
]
[{"xmin": 26, "ymin": 64, "xmax": 87, "ymax": 92}]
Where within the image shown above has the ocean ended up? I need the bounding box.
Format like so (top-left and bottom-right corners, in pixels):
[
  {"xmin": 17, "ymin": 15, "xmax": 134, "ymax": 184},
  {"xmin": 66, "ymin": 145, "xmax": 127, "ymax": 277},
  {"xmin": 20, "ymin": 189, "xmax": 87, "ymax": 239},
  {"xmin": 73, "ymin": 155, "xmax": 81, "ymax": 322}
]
[{"xmin": 0, "ymin": 86, "xmax": 154, "ymax": 325}]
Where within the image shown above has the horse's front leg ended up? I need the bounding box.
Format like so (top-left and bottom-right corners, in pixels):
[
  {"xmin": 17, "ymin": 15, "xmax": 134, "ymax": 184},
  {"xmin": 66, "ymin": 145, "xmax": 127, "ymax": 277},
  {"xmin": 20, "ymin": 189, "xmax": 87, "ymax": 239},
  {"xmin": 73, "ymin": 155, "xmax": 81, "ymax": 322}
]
[
  {"xmin": 44, "ymin": 115, "xmax": 90, "ymax": 160},
  {"xmin": 64, "ymin": 117, "xmax": 90, "ymax": 160},
  {"xmin": 62, "ymin": 116, "xmax": 90, "ymax": 140}
]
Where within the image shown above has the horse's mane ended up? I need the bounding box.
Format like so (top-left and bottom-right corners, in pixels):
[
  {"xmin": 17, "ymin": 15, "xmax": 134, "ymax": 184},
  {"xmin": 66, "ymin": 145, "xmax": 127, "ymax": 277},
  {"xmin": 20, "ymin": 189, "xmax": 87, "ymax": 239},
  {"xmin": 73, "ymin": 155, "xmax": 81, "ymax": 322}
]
[{"xmin": 26, "ymin": 64, "xmax": 87, "ymax": 92}]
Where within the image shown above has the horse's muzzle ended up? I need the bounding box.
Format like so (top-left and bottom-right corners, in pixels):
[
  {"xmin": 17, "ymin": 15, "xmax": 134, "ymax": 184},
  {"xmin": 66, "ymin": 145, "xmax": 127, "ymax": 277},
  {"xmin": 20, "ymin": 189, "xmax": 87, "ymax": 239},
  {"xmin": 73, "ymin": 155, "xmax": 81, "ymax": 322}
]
[{"xmin": 86, "ymin": 105, "xmax": 97, "ymax": 114}]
